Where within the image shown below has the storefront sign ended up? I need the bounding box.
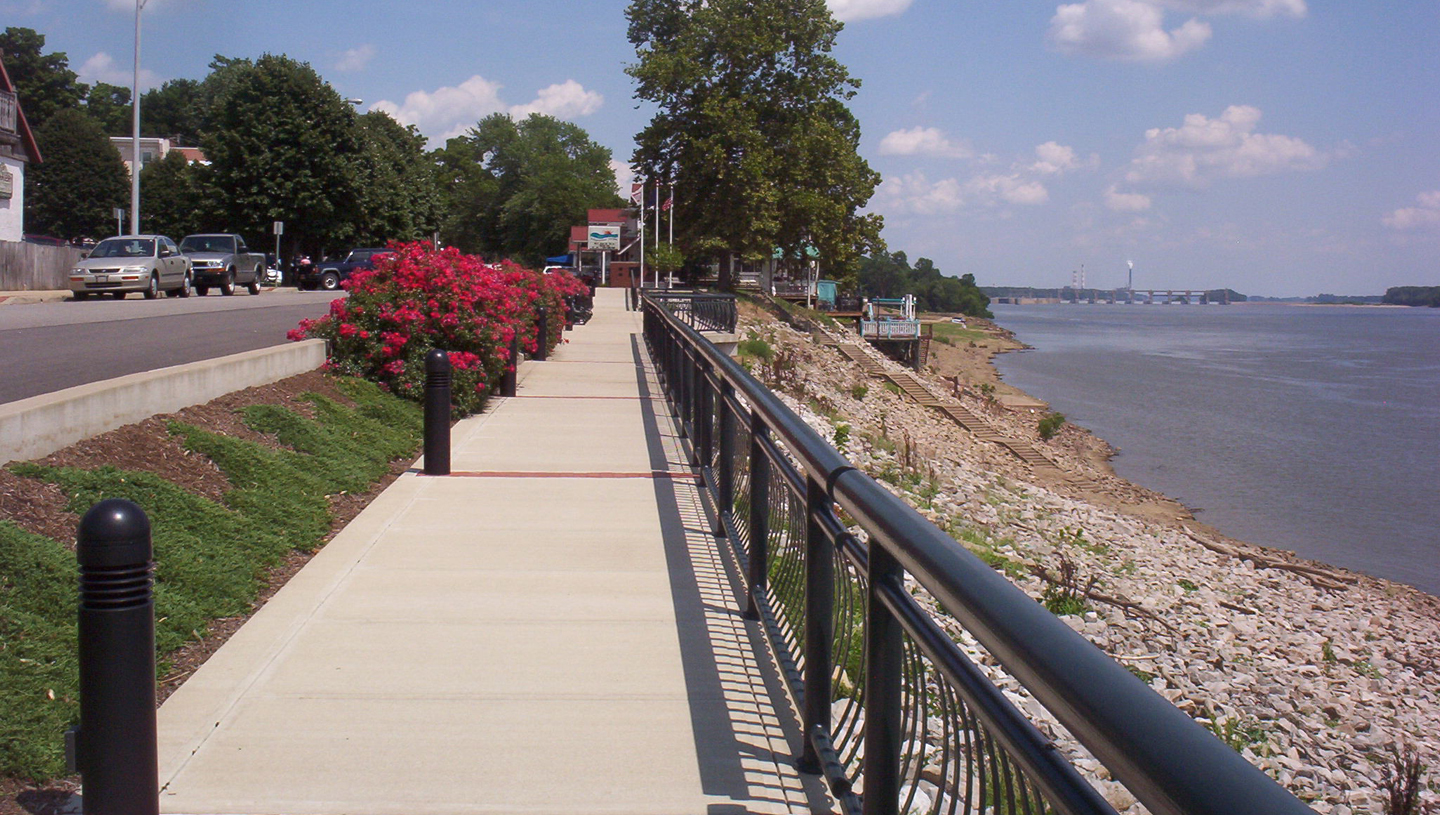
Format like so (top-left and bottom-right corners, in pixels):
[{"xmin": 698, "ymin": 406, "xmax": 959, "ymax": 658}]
[{"xmin": 588, "ymin": 222, "xmax": 621, "ymax": 251}]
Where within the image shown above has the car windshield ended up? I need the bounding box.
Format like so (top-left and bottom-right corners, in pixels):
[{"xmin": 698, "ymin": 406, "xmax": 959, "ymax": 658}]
[
  {"xmin": 179, "ymin": 236, "xmax": 235, "ymax": 254},
  {"xmin": 89, "ymin": 239, "xmax": 156, "ymax": 259}
]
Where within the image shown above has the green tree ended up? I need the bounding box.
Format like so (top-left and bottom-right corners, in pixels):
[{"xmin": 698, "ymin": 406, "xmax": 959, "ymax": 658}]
[
  {"xmin": 436, "ymin": 113, "xmax": 621, "ymax": 265},
  {"xmin": 432, "ymin": 135, "xmax": 502, "ymax": 255},
  {"xmin": 138, "ymin": 150, "xmax": 206, "ymax": 238},
  {"xmin": 140, "ymin": 78, "xmax": 205, "ymax": 144},
  {"xmin": 25, "ymin": 108, "xmax": 129, "ymax": 240},
  {"xmin": 626, "ymin": 0, "xmax": 883, "ymax": 288},
  {"xmin": 202, "ymin": 54, "xmax": 364, "ymax": 259},
  {"xmin": 352, "ymin": 111, "xmax": 441, "ymax": 246},
  {"xmin": 0, "ymin": 27, "xmax": 86, "ymax": 130},
  {"xmin": 857, "ymin": 251, "xmax": 991, "ymax": 318},
  {"xmin": 84, "ymin": 82, "xmax": 132, "ymax": 136}
]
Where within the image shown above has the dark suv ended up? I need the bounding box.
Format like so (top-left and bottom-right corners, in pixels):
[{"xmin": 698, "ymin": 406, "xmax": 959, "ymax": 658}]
[{"xmin": 298, "ymin": 248, "xmax": 389, "ymax": 290}]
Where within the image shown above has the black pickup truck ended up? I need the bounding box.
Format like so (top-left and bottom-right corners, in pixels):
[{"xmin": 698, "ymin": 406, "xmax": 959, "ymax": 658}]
[{"xmin": 297, "ymin": 248, "xmax": 389, "ymax": 290}]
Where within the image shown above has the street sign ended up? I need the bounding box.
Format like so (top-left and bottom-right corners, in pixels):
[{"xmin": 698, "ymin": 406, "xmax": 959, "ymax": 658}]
[{"xmin": 273, "ymin": 221, "xmax": 284, "ymax": 235}]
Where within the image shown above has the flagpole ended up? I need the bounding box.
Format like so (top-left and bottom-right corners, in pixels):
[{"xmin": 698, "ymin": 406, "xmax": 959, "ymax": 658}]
[{"xmin": 668, "ymin": 181, "xmax": 674, "ymax": 246}]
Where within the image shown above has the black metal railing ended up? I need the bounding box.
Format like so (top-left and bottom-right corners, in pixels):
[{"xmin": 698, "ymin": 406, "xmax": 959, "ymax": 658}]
[
  {"xmin": 648, "ymin": 291, "xmax": 738, "ymax": 333},
  {"xmin": 642, "ymin": 295, "xmax": 1317, "ymax": 815}
]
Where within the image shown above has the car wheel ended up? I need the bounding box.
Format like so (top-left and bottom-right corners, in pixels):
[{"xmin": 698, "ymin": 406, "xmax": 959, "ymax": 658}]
[
  {"xmin": 72, "ymin": 292, "xmax": 89, "ymax": 301},
  {"xmin": 111, "ymin": 291, "xmax": 126, "ymax": 300},
  {"xmin": 195, "ymin": 285, "xmax": 209, "ymax": 296},
  {"xmin": 320, "ymin": 271, "xmax": 340, "ymax": 291},
  {"xmin": 176, "ymin": 271, "xmax": 193, "ymax": 298},
  {"xmin": 220, "ymin": 270, "xmax": 235, "ymax": 296},
  {"xmin": 144, "ymin": 274, "xmax": 159, "ymax": 299},
  {"xmin": 247, "ymin": 273, "xmax": 261, "ymax": 295}
]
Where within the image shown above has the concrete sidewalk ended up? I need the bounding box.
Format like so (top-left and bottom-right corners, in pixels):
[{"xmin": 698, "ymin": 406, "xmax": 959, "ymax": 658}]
[{"xmin": 154, "ymin": 288, "xmax": 831, "ymax": 814}]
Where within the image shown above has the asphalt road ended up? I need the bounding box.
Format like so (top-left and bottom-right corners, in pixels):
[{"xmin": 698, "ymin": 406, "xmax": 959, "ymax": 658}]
[{"xmin": 0, "ymin": 289, "xmax": 344, "ymax": 405}]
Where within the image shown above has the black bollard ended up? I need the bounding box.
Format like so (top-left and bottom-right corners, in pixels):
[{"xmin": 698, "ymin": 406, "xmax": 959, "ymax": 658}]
[
  {"xmin": 424, "ymin": 349, "xmax": 451, "ymax": 476},
  {"xmin": 535, "ymin": 307, "xmax": 549, "ymax": 362},
  {"xmin": 501, "ymin": 333, "xmax": 519, "ymax": 397},
  {"xmin": 75, "ymin": 498, "xmax": 158, "ymax": 815}
]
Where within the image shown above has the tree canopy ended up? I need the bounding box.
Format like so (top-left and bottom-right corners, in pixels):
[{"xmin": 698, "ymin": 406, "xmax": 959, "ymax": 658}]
[
  {"xmin": 434, "ymin": 112, "xmax": 622, "ymax": 265},
  {"xmin": 138, "ymin": 150, "xmax": 205, "ymax": 239},
  {"xmin": 24, "ymin": 108, "xmax": 129, "ymax": 240},
  {"xmin": 625, "ymin": 0, "xmax": 883, "ymax": 287},
  {"xmin": 0, "ymin": 27, "xmax": 85, "ymax": 130},
  {"xmin": 202, "ymin": 54, "xmax": 388, "ymax": 258},
  {"xmin": 857, "ymin": 251, "xmax": 992, "ymax": 318}
]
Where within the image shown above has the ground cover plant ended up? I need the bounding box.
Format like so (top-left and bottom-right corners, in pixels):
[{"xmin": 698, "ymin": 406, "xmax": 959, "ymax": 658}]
[
  {"xmin": 290, "ymin": 242, "xmax": 587, "ymax": 414},
  {"xmin": 0, "ymin": 376, "xmax": 421, "ymax": 786}
]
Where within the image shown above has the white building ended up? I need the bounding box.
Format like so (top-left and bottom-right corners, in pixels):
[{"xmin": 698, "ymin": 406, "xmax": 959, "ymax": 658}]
[
  {"xmin": 108, "ymin": 136, "xmax": 207, "ymax": 177},
  {"xmin": 0, "ymin": 58, "xmax": 41, "ymax": 243}
]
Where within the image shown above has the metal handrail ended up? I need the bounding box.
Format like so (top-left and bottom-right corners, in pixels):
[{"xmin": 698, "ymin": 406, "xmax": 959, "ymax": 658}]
[
  {"xmin": 647, "ymin": 290, "xmax": 738, "ymax": 333},
  {"xmin": 642, "ymin": 294, "xmax": 1316, "ymax": 815}
]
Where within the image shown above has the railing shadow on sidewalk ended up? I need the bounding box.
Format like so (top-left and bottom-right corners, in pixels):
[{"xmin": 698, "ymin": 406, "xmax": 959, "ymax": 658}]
[{"xmin": 631, "ymin": 335, "xmax": 835, "ymax": 814}]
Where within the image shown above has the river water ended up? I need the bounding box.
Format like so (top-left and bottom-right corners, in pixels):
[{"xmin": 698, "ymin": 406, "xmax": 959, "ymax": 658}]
[{"xmin": 989, "ymin": 303, "xmax": 1440, "ymax": 596}]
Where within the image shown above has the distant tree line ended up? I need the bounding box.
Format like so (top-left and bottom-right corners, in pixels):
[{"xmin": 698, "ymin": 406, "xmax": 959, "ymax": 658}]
[
  {"xmin": 2, "ymin": 27, "xmax": 621, "ymax": 266},
  {"xmin": 857, "ymin": 251, "xmax": 991, "ymax": 318},
  {"xmin": 1382, "ymin": 286, "xmax": 1440, "ymax": 307},
  {"xmin": 982, "ymin": 285, "xmax": 1246, "ymax": 303}
]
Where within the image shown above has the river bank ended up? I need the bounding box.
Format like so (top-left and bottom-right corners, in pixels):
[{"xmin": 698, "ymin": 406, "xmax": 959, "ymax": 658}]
[{"xmin": 741, "ymin": 299, "xmax": 1439, "ymax": 814}]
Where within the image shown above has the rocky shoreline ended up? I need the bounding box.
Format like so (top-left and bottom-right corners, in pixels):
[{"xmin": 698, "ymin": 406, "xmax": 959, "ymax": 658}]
[{"xmin": 740, "ymin": 300, "xmax": 1439, "ymax": 814}]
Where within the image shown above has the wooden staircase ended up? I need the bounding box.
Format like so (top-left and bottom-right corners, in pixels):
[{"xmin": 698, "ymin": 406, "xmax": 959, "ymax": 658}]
[{"xmin": 835, "ymin": 342, "xmax": 1058, "ymax": 472}]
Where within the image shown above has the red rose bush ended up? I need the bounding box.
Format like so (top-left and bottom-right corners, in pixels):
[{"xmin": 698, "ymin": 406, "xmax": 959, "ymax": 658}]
[{"xmin": 289, "ymin": 242, "xmax": 587, "ymax": 414}]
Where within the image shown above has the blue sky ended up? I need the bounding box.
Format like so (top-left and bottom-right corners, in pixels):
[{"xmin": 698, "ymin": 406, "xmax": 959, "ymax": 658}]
[{"xmin": 7, "ymin": 0, "xmax": 1438, "ymax": 296}]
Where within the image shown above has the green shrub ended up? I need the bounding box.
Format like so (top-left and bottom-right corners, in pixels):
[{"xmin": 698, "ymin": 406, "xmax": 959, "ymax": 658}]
[
  {"xmin": 832, "ymin": 423, "xmax": 851, "ymax": 451},
  {"xmin": 737, "ymin": 336, "xmax": 775, "ymax": 364},
  {"xmin": 1038, "ymin": 412, "xmax": 1066, "ymax": 440},
  {"xmin": 850, "ymin": 383, "xmax": 868, "ymax": 400}
]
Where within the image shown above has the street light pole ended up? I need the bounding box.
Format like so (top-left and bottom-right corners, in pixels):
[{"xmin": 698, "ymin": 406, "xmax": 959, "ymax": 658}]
[{"xmin": 130, "ymin": 0, "xmax": 148, "ymax": 235}]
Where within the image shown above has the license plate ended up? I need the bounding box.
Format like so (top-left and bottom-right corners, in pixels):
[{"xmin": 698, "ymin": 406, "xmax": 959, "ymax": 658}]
[{"xmin": 94, "ymin": 275, "xmax": 108, "ymax": 283}]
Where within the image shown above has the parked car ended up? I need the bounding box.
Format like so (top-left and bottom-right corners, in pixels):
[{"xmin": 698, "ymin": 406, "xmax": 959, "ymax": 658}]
[
  {"xmin": 22, "ymin": 234, "xmax": 68, "ymax": 247},
  {"xmin": 298, "ymin": 247, "xmax": 389, "ymax": 291},
  {"xmin": 68, "ymin": 235, "xmax": 192, "ymax": 300},
  {"xmin": 178, "ymin": 233, "xmax": 266, "ymax": 296}
]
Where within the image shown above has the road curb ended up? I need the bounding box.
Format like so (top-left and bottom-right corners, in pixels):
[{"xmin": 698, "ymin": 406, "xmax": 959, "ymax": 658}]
[{"xmin": 0, "ymin": 339, "xmax": 327, "ymax": 466}]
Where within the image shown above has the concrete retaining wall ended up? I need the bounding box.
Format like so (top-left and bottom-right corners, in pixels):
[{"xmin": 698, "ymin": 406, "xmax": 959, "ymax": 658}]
[
  {"xmin": 0, "ymin": 239, "xmax": 85, "ymax": 290},
  {"xmin": 0, "ymin": 339, "xmax": 327, "ymax": 466}
]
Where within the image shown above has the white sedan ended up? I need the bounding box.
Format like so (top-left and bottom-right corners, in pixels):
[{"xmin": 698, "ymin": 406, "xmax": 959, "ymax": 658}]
[{"xmin": 69, "ymin": 235, "xmax": 192, "ymax": 300}]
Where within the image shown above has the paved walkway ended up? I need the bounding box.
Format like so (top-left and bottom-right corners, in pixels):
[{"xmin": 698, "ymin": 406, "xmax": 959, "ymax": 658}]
[{"xmin": 154, "ymin": 288, "xmax": 831, "ymax": 814}]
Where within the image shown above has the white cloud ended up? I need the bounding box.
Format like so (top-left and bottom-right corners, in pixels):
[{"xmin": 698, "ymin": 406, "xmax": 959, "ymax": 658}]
[
  {"xmin": 610, "ymin": 161, "xmax": 636, "ymax": 199},
  {"xmin": 507, "ymin": 80, "xmax": 604, "ymax": 119},
  {"xmin": 76, "ymin": 51, "xmax": 160, "ymax": 90},
  {"xmin": 1124, "ymin": 105, "xmax": 1326, "ymax": 187},
  {"xmin": 1031, "ymin": 141, "xmax": 1097, "ymax": 174},
  {"xmin": 1048, "ymin": 0, "xmax": 1212, "ymax": 62},
  {"xmin": 875, "ymin": 173, "xmax": 965, "ymax": 215},
  {"xmin": 878, "ymin": 127, "xmax": 973, "ymax": 159},
  {"xmin": 968, "ymin": 173, "xmax": 1050, "ymax": 205},
  {"xmin": 1105, "ymin": 184, "xmax": 1153, "ymax": 211},
  {"xmin": 826, "ymin": 0, "xmax": 912, "ymax": 22},
  {"xmin": 1156, "ymin": 0, "xmax": 1305, "ymax": 17},
  {"xmin": 875, "ymin": 171, "xmax": 1049, "ymax": 214},
  {"xmin": 333, "ymin": 44, "xmax": 376, "ymax": 73},
  {"xmin": 1383, "ymin": 191, "xmax": 1440, "ymax": 231},
  {"xmin": 372, "ymin": 76, "xmax": 603, "ymax": 144}
]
